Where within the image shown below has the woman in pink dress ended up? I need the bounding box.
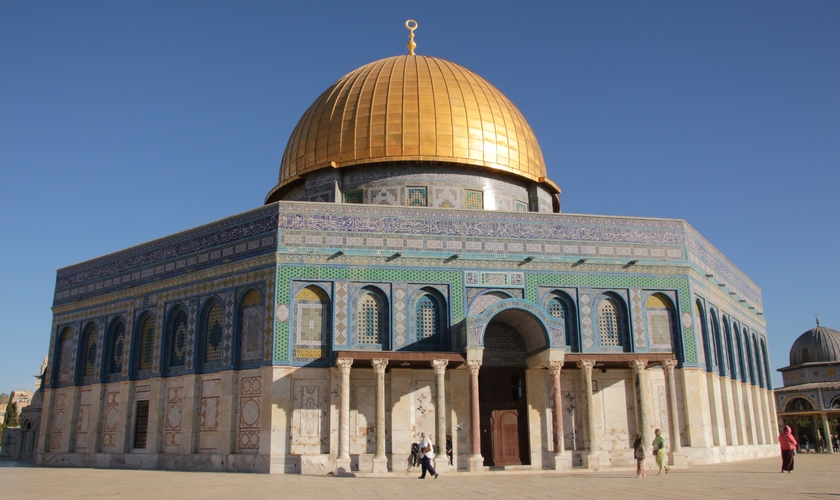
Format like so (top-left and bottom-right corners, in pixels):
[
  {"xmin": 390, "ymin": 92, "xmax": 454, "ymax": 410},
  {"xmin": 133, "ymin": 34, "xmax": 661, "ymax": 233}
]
[{"xmin": 779, "ymin": 425, "xmax": 797, "ymax": 473}]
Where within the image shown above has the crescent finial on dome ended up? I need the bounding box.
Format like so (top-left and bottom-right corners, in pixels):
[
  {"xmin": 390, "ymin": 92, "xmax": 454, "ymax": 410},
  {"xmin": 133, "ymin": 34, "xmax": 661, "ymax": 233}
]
[{"xmin": 406, "ymin": 20, "xmax": 417, "ymax": 55}]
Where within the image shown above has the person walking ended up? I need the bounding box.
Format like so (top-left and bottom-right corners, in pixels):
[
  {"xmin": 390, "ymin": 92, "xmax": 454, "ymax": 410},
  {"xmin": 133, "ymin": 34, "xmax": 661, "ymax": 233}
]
[
  {"xmin": 633, "ymin": 434, "xmax": 646, "ymax": 478},
  {"xmin": 779, "ymin": 425, "xmax": 797, "ymax": 473},
  {"xmin": 652, "ymin": 429, "xmax": 669, "ymax": 475},
  {"xmin": 418, "ymin": 432, "xmax": 438, "ymax": 479}
]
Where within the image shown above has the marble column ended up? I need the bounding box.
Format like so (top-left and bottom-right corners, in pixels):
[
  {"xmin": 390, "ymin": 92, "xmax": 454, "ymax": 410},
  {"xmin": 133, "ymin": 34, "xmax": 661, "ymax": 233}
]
[
  {"xmin": 549, "ymin": 361, "xmax": 567, "ymax": 470},
  {"xmin": 630, "ymin": 360, "xmax": 651, "ymax": 448},
  {"xmin": 335, "ymin": 358, "xmax": 353, "ymax": 475},
  {"xmin": 432, "ymin": 359, "xmax": 449, "ymax": 472},
  {"xmin": 576, "ymin": 359, "xmax": 599, "ymax": 468},
  {"xmin": 466, "ymin": 359, "xmax": 484, "ymax": 473},
  {"xmin": 372, "ymin": 358, "xmax": 389, "ymax": 472},
  {"xmin": 661, "ymin": 360, "xmax": 681, "ymax": 452},
  {"xmin": 821, "ymin": 414, "xmax": 834, "ymax": 454}
]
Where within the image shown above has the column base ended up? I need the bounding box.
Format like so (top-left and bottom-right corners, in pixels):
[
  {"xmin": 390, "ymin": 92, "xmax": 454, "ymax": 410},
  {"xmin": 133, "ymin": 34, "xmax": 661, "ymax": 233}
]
[
  {"xmin": 468, "ymin": 455, "xmax": 485, "ymax": 474},
  {"xmin": 581, "ymin": 451, "xmax": 606, "ymax": 471},
  {"xmin": 371, "ymin": 456, "xmax": 388, "ymax": 474},
  {"xmin": 434, "ymin": 459, "xmax": 450, "ymax": 473},
  {"xmin": 553, "ymin": 452, "xmax": 569, "ymax": 470},
  {"xmin": 668, "ymin": 451, "xmax": 688, "ymax": 468},
  {"xmin": 335, "ymin": 457, "xmax": 352, "ymax": 476}
]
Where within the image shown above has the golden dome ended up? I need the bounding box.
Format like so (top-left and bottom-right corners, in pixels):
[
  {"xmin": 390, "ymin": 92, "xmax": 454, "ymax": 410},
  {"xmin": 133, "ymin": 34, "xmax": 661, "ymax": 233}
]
[{"xmin": 269, "ymin": 55, "xmax": 550, "ymax": 200}]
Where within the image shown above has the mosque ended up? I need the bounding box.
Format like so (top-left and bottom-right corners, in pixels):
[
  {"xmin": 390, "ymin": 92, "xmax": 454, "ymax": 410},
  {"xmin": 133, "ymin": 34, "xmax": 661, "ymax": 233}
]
[
  {"xmin": 38, "ymin": 22, "xmax": 778, "ymax": 474},
  {"xmin": 774, "ymin": 321, "xmax": 840, "ymax": 454}
]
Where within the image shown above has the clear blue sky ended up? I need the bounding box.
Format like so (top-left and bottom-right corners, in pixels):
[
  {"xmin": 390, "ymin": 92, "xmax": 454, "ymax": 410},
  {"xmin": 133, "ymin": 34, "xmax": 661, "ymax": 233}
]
[{"xmin": 1, "ymin": 1, "xmax": 837, "ymax": 392}]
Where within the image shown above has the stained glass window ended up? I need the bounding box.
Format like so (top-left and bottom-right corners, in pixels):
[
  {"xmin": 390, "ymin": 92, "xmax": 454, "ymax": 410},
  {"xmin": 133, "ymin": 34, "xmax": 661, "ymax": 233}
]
[
  {"xmin": 138, "ymin": 316, "xmax": 155, "ymax": 371},
  {"xmin": 296, "ymin": 286, "xmax": 330, "ymax": 347},
  {"xmin": 83, "ymin": 324, "xmax": 98, "ymax": 377},
  {"xmin": 204, "ymin": 302, "xmax": 223, "ymax": 363},
  {"xmin": 515, "ymin": 200, "xmax": 528, "ymax": 212},
  {"xmin": 168, "ymin": 309, "xmax": 188, "ymax": 368},
  {"xmin": 465, "ymin": 190, "xmax": 483, "ymax": 210},
  {"xmin": 415, "ymin": 295, "xmax": 439, "ymax": 344},
  {"xmin": 599, "ymin": 299, "xmax": 621, "ymax": 347},
  {"xmin": 109, "ymin": 321, "xmax": 125, "ymax": 375},
  {"xmin": 358, "ymin": 293, "xmax": 382, "ymax": 344},
  {"xmin": 239, "ymin": 290, "xmax": 264, "ymax": 363},
  {"xmin": 645, "ymin": 294, "xmax": 673, "ymax": 349},
  {"xmin": 406, "ymin": 187, "xmax": 427, "ymax": 207}
]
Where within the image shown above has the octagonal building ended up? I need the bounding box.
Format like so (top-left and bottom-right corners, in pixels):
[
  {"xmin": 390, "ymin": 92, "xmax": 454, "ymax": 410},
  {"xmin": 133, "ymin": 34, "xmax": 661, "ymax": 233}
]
[{"xmin": 37, "ymin": 34, "xmax": 778, "ymax": 474}]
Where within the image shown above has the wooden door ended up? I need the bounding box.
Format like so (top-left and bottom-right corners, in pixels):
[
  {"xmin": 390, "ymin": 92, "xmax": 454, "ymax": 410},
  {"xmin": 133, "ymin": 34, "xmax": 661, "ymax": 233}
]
[{"xmin": 491, "ymin": 409, "xmax": 521, "ymax": 466}]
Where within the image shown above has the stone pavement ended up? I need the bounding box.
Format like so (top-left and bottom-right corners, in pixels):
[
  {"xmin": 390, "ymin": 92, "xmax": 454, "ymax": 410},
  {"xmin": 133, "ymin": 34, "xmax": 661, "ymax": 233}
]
[{"xmin": 3, "ymin": 454, "xmax": 839, "ymax": 499}]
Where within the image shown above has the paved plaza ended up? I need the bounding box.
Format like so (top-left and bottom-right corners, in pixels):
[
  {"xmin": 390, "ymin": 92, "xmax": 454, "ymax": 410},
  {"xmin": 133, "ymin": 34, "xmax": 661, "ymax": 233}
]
[{"xmin": 3, "ymin": 454, "xmax": 839, "ymax": 499}]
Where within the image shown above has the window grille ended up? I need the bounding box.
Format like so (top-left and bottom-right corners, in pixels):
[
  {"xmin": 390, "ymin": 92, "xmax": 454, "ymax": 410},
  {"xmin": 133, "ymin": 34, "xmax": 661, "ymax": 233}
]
[
  {"xmin": 465, "ymin": 190, "xmax": 484, "ymax": 210},
  {"xmin": 415, "ymin": 295, "xmax": 438, "ymax": 343},
  {"xmin": 344, "ymin": 191, "xmax": 363, "ymax": 204},
  {"xmin": 239, "ymin": 290, "xmax": 264, "ymax": 363},
  {"xmin": 406, "ymin": 187, "xmax": 427, "ymax": 207},
  {"xmin": 133, "ymin": 400, "xmax": 150, "ymax": 449},
  {"xmin": 138, "ymin": 316, "xmax": 155, "ymax": 371},
  {"xmin": 169, "ymin": 309, "xmax": 188, "ymax": 368},
  {"xmin": 548, "ymin": 299, "xmax": 565, "ymax": 321},
  {"xmin": 358, "ymin": 294, "xmax": 382, "ymax": 344},
  {"xmin": 110, "ymin": 322, "xmax": 125, "ymax": 374},
  {"xmin": 57, "ymin": 328, "xmax": 73, "ymax": 384},
  {"xmin": 599, "ymin": 299, "xmax": 621, "ymax": 347},
  {"xmin": 204, "ymin": 303, "xmax": 223, "ymax": 363},
  {"xmin": 83, "ymin": 325, "xmax": 98, "ymax": 377}
]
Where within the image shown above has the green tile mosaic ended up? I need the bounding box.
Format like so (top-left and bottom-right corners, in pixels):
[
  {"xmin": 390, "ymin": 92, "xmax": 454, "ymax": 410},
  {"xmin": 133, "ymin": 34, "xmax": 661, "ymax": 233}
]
[{"xmin": 525, "ymin": 273, "xmax": 696, "ymax": 363}]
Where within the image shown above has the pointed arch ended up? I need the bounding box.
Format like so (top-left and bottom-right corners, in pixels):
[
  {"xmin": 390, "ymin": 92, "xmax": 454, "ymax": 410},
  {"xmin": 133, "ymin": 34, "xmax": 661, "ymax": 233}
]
[
  {"xmin": 733, "ymin": 321, "xmax": 747, "ymax": 382},
  {"xmin": 709, "ymin": 308, "xmax": 725, "ymax": 376},
  {"xmin": 238, "ymin": 289, "xmax": 266, "ymax": 366},
  {"xmin": 134, "ymin": 312, "xmax": 156, "ymax": 372},
  {"xmin": 760, "ymin": 338, "xmax": 772, "ymax": 389},
  {"xmin": 294, "ymin": 285, "xmax": 331, "ymax": 353},
  {"xmin": 722, "ymin": 316, "xmax": 737, "ymax": 379},
  {"xmin": 545, "ymin": 290, "xmax": 577, "ymax": 352},
  {"xmin": 595, "ymin": 292, "xmax": 629, "ymax": 351},
  {"xmin": 107, "ymin": 317, "xmax": 126, "ymax": 378},
  {"xmin": 695, "ymin": 300, "xmax": 713, "ymax": 370},
  {"xmin": 54, "ymin": 327, "xmax": 74, "ymax": 386},
  {"xmin": 645, "ymin": 293, "xmax": 678, "ymax": 354},
  {"xmin": 201, "ymin": 298, "xmax": 225, "ymax": 366},
  {"xmin": 78, "ymin": 322, "xmax": 99, "ymax": 382},
  {"xmin": 744, "ymin": 327, "xmax": 756, "ymax": 385},
  {"xmin": 166, "ymin": 305, "xmax": 189, "ymax": 369},
  {"xmin": 353, "ymin": 286, "xmax": 389, "ymax": 348},
  {"xmin": 410, "ymin": 287, "xmax": 447, "ymax": 349}
]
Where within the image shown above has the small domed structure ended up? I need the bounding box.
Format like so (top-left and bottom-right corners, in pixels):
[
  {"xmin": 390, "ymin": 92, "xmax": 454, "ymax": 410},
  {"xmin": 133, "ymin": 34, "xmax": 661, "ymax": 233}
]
[{"xmin": 789, "ymin": 324, "xmax": 840, "ymax": 366}]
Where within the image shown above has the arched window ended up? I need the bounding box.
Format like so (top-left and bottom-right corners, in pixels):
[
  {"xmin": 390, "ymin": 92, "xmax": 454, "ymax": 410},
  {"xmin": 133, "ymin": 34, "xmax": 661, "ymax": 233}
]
[
  {"xmin": 547, "ymin": 292, "xmax": 577, "ymax": 351},
  {"xmin": 358, "ymin": 292, "xmax": 384, "ymax": 345},
  {"xmin": 108, "ymin": 319, "xmax": 126, "ymax": 375},
  {"xmin": 55, "ymin": 327, "xmax": 74, "ymax": 385},
  {"xmin": 202, "ymin": 300, "xmax": 224, "ymax": 364},
  {"xmin": 744, "ymin": 327, "xmax": 756, "ymax": 385},
  {"xmin": 80, "ymin": 323, "xmax": 98, "ymax": 379},
  {"xmin": 695, "ymin": 300, "xmax": 713, "ymax": 369},
  {"xmin": 831, "ymin": 396, "xmax": 840, "ymax": 410},
  {"xmin": 733, "ymin": 322, "xmax": 747, "ymax": 382},
  {"xmin": 723, "ymin": 318, "xmax": 737, "ymax": 379},
  {"xmin": 137, "ymin": 315, "xmax": 155, "ymax": 371},
  {"xmin": 645, "ymin": 293, "xmax": 676, "ymax": 351},
  {"xmin": 752, "ymin": 335, "xmax": 764, "ymax": 388},
  {"xmin": 710, "ymin": 309, "xmax": 725, "ymax": 376},
  {"xmin": 785, "ymin": 397, "xmax": 813, "ymax": 412},
  {"xmin": 760, "ymin": 339, "xmax": 772, "ymax": 390},
  {"xmin": 295, "ymin": 286, "xmax": 331, "ymax": 352},
  {"xmin": 415, "ymin": 294, "xmax": 440, "ymax": 344},
  {"xmin": 167, "ymin": 307, "xmax": 188, "ymax": 368},
  {"xmin": 238, "ymin": 290, "xmax": 265, "ymax": 365},
  {"xmin": 598, "ymin": 296, "xmax": 623, "ymax": 348}
]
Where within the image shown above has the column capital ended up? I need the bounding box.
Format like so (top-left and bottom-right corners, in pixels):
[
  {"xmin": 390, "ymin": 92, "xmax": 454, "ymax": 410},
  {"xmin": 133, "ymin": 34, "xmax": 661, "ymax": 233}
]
[
  {"xmin": 371, "ymin": 358, "xmax": 388, "ymax": 374},
  {"xmin": 629, "ymin": 359, "xmax": 648, "ymax": 373},
  {"xmin": 466, "ymin": 359, "xmax": 482, "ymax": 375},
  {"xmin": 661, "ymin": 359, "xmax": 678, "ymax": 372},
  {"xmin": 431, "ymin": 358, "xmax": 449, "ymax": 374},
  {"xmin": 549, "ymin": 360, "xmax": 564, "ymax": 376},
  {"xmin": 337, "ymin": 358, "xmax": 354, "ymax": 373},
  {"xmin": 576, "ymin": 359, "xmax": 596, "ymax": 373}
]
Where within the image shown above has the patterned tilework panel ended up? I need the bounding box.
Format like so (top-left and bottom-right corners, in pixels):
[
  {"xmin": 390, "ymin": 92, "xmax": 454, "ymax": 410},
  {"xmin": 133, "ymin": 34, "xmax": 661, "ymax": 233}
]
[
  {"xmin": 524, "ymin": 273, "xmax": 695, "ymax": 363},
  {"xmin": 630, "ymin": 288, "xmax": 645, "ymax": 349},
  {"xmin": 275, "ymin": 266, "xmax": 464, "ymax": 362},
  {"xmin": 394, "ymin": 283, "xmax": 407, "ymax": 346}
]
